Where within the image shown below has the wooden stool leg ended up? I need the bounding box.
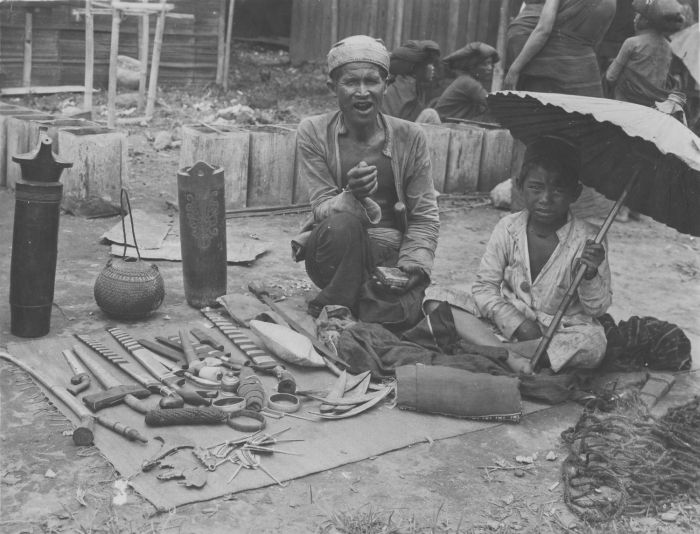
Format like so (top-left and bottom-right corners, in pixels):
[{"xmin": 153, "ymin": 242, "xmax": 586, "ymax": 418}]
[
  {"xmin": 84, "ymin": 0, "xmax": 94, "ymax": 113},
  {"xmin": 22, "ymin": 8, "xmax": 33, "ymax": 88},
  {"xmin": 145, "ymin": 0, "xmax": 166, "ymax": 120},
  {"xmin": 107, "ymin": 8, "xmax": 122, "ymax": 129}
]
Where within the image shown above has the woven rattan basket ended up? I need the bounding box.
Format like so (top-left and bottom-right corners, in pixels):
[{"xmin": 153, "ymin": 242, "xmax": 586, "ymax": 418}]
[{"xmin": 94, "ymin": 190, "xmax": 164, "ymax": 319}]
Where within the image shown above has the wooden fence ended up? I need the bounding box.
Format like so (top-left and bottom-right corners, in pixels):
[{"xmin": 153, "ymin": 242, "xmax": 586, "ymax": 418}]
[
  {"xmin": 290, "ymin": 0, "xmax": 523, "ymax": 65},
  {"xmin": 179, "ymin": 121, "xmax": 524, "ymax": 210}
]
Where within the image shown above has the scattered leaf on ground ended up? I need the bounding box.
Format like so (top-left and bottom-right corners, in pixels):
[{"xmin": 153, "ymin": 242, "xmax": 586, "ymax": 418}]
[{"xmin": 660, "ymin": 510, "xmax": 680, "ymax": 522}]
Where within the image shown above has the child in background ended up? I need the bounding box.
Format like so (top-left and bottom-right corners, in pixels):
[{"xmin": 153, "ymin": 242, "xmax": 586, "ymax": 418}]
[
  {"xmin": 605, "ymin": 14, "xmax": 676, "ymax": 107},
  {"xmin": 470, "ymin": 137, "xmax": 612, "ymax": 374}
]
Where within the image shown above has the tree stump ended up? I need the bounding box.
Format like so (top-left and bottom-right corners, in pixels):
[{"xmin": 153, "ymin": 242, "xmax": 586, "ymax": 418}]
[
  {"xmin": 57, "ymin": 126, "xmax": 128, "ymax": 200},
  {"xmin": 6, "ymin": 117, "xmax": 90, "ymax": 189},
  {"xmin": 246, "ymin": 125, "xmax": 297, "ymax": 207},
  {"xmin": 443, "ymin": 123, "xmax": 485, "ymax": 193},
  {"xmin": 178, "ymin": 124, "xmax": 250, "ymax": 210},
  {"xmin": 0, "ymin": 109, "xmax": 51, "ymax": 187},
  {"xmin": 420, "ymin": 123, "xmax": 451, "ymax": 193}
]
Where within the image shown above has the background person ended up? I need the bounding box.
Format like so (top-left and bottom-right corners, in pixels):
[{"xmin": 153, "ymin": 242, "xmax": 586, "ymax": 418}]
[
  {"xmin": 382, "ymin": 40, "xmax": 442, "ymax": 124},
  {"xmin": 434, "ymin": 42, "xmax": 499, "ymax": 122},
  {"xmin": 504, "ymin": 0, "xmax": 616, "ymax": 96}
]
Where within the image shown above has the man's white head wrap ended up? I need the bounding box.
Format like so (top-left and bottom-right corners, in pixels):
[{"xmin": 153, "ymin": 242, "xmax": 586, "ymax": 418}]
[{"xmin": 327, "ymin": 35, "xmax": 390, "ymax": 76}]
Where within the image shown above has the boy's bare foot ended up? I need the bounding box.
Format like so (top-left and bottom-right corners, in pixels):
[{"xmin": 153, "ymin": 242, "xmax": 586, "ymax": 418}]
[{"xmin": 506, "ymin": 351, "xmax": 533, "ymax": 374}]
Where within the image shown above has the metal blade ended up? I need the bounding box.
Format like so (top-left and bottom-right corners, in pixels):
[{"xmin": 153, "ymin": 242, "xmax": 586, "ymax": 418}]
[
  {"xmin": 106, "ymin": 327, "xmax": 177, "ymax": 382},
  {"xmin": 75, "ymin": 334, "xmax": 159, "ymax": 390}
]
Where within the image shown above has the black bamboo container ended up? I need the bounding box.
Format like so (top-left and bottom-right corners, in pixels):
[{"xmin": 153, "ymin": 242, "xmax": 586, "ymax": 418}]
[
  {"xmin": 10, "ymin": 131, "xmax": 71, "ymax": 337},
  {"xmin": 177, "ymin": 161, "xmax": 227, "ymax": 307}
]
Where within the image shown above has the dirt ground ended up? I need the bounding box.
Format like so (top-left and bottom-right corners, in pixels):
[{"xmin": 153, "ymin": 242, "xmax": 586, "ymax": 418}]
[{"xmin": 1, "ymin": 45, "xmax": 699, "ymax": 533}]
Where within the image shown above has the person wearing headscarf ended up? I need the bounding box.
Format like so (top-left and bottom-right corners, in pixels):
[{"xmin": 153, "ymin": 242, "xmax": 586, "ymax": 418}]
[
  {"xmin": 504, "ymin": 0, "xmax": 616, "ymax": 96},
  {"xmin": 293, "ymin": 35, "xmax": 440, "ymax": 331},
  {"xmin": 434, "ymin": 42, "xmax": 499, "ymax": 122},
  {"xmin": 382, "ymin": 40, "xmax": 441, "ymax": 124}
]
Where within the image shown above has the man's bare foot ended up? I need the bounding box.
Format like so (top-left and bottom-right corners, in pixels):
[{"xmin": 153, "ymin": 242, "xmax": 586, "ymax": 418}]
[{"xmin": 506, "ymin": 351, "xmax": 533, "ymax": 374}]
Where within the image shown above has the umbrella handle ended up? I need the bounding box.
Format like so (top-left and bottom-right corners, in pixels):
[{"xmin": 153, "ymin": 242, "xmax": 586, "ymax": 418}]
[{"xmin": 529, "ymin": 168, "xmax": 642, "ymax": 370}]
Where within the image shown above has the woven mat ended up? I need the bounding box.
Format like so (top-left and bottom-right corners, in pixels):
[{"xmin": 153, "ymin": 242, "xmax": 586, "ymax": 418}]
[{"xmin": 6, "ymin": 321, "xmax": 548, "ymax": 511}]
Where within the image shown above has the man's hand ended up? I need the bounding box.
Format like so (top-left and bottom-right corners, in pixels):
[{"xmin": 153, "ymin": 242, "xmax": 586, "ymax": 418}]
[
  {"xmin": 371, "ymin": 265, "xmax": 427, "ymax": 295},
  {"xmin": 346, "ymin": 161, "xmax": 378, "ymax": 199},
  {"xmin": 578, "ymin": 240, "xmax": 605, "ymax": 279},
  {"xmin": 503, "ymin": 67, "xmax": 520, "ymax": 90},
  {"xmin": 513, "ymin": 319, "xmax": 542, "ymax": 341}
]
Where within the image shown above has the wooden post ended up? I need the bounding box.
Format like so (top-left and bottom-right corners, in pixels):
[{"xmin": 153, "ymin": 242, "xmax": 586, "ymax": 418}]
[
  {"xmin": 466, "ymin": 0, "xmax": 479, "ymax": 43},
  {"xmin": 247, "ymin": 126, "xmax": 297, "ymax": 207},
  {"xmin": 330, "ymin": 0, "xmax": 338, "ymax": 45},
  {"xmin": 446, "ymin": 0, "xmax": 460, "ymax": 53},
  {"xmin": 216, "ymin": 0, "xmax": 226, "ymax": 85},
  {"xmin": 22, "ymin": 8, "xmax": 33, "ymax": 88},
  {"xmin": 145, "ymin": 0, "xmax": 167, "ymax": 119},
  {"xmin": 84, "ymin": 0, "xmax": 94, "ymax": 114},
  {"xmin": 477, "ymin": 128, "xmax": 515, "ymax": 192},
  {"xmin": 492, "ymin": 0, "xmax": 510, "ymax": 91},
  {"xmin": 178, "ymin": 124, "xmax": 250, "ymax": 209},
  {"xmin": 394, "ymin": 0, "xmax": 404, "ymax": 47},
  {"xmin": 368, "ymin": 0, "xmax": 379, "ymax": 37},
  {"xmin": 5, "ymin": 113, "xmax": 81, "ymax": 189},
  {"xmin": 138, "ymin": 0, "xmax": 150, "ymax": 111},
  {"xmin": 420, "ymin": 124, "xmax": 451, "ymax": 194},
  {"xmin": 443, "ymin": 124, "xmax": 485, "ymax": 193},
  {"xmin": 1, "ymin": 111, "xmax": 52, "ymax": 188},
  {"xmin": 58, "ymin": 126, "xmax": 128, "ymax": 200},
  {"xmin": 222, "ymin": 0, "xmax": 235, "ymax": 91},
  {"xmin": 107, "ymin": 7, "xmax": 122, "ymax": 129}
]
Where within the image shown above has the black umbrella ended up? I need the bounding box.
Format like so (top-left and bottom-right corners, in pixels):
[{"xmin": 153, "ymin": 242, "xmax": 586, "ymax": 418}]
[{"xmin": 487, "ymin": 91, "xmax": 700, "ymax": 368}]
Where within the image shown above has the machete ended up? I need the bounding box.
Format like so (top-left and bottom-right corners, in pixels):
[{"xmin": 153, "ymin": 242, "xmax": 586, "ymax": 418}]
[
  {"xmin": 75, "ymin": 333, "xmax": 184, "ymax": 408},
  {"xmin": 105, "ymin": 327, "xmax": 210, "ymax": 407}
]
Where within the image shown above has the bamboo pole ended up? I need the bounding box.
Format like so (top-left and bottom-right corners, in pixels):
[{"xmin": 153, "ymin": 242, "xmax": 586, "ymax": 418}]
[
  {"xmin": 22, "ymin": 8, "xmax": 33, "ymax": 88},
  {"xmin": 145, "ymin": 0, "xmax": 167, "ymax": 119},
  {"xmin": 330, "ymin": 0, "xmax": 338, "ymax": 46},
  {"xmin": 215, "ymin": 0, "xmax": 226, "ymax": 85},
  {"xmin": 491, "ymin": 0, "xmax": 510, "ymax": 91},
  {"xmin": 84, "ymin": 0, "xmax": 94, "ymax": 113},
  {"xmin": 466, "ymin": 0, "xmax": 479, "ymax": 43},
  {"xmin": 446, "ymin": 0, "xmax": 460, "ymax": 53},
  {"xmin": 137, "ymin": 0, "xmax": 150, "ymax": 111},
  {"xmin": 529, "ymin": 169, "xmax": 642, "ymax": 370},
  {"xmin": 393, "ymin": 0, "xmax": 404, "ymax": 47},
  {"xmin": 222, "ymin": 0, "xmax": 235, "ymax": 91},
  {"xmin": 107, "ymin": 7, "xmax": 121, "ymax": 129}
]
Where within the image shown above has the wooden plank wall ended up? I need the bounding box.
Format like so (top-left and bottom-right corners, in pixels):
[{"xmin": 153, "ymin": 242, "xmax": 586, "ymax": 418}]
[
  {"xmin": 290, "ymin": 0, "xmax": 512, "ymax": 65},
  {"xmin": 0, "ymin": 0, "xmax": 295, "ymax": 88}
]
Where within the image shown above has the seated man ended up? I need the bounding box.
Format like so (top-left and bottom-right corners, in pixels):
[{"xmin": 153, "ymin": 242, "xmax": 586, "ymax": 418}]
[
  {"xmin": 382, "ymin": 40, "xmax": 442, "ymax": 124},
  {"xmin": 435, "ymin": 42, "xmax": 499, "ymax": 122},
  {"xmin": 469, "ymin": 136, "xmax": 611, "ymax": 374},
  {"xmin": 294, "ymin": 35, "xmax": 440, "ymax": 332}
]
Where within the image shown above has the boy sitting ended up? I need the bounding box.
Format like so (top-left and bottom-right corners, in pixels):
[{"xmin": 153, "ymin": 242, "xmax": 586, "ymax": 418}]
[{"xmin": 471, "ymin": 136, "xmax": 612, "ymax": 374}]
